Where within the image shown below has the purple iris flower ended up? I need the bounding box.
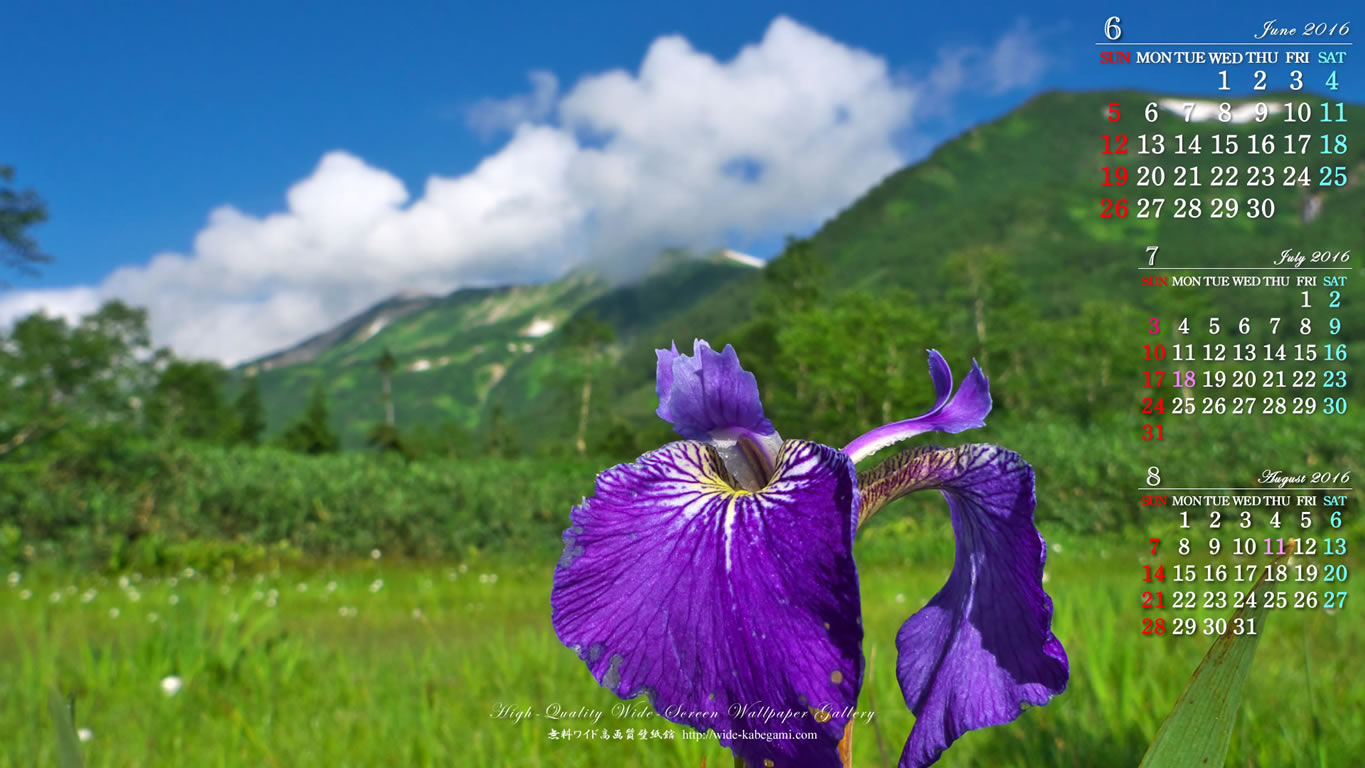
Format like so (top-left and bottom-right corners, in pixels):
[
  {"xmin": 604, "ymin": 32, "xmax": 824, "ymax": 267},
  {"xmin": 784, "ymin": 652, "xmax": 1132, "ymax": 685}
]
[{"xmin": 552, "ymin": 339, "xmax": 1068, "ymax": 767}]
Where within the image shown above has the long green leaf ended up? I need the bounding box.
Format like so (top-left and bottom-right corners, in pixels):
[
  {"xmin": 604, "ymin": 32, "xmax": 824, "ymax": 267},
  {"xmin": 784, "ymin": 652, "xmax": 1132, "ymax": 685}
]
[
  {"xmin": 46, "ymin": 688, "xmax": 86, "ymax": 768},
  {"xmin": 1138, "ymin": 550, "xmax": 1291, "ymax": 767}
]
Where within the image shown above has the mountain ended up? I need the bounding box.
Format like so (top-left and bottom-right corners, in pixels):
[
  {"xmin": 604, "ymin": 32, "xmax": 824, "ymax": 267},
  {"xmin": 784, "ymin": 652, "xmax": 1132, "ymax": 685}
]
[
  {"xmin": 243, "ymin": 252, "xmax": 760, "ymax": 447},
  {"xmin": 243, "ymin": 290, "xmax": 440, "ymax": 371},
  {"xmin": 248, "ymin": 89, "xmax": 1364, "ymax": 451}
]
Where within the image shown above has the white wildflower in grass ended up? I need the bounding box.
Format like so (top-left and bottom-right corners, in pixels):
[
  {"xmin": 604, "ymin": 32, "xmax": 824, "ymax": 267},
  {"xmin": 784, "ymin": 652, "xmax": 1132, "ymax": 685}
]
[
  {"xmin": 81, "ymin": 589, "xmax": 97, "ymax": 603},
  {"xmin": 338, "ymin": 606, "xmax": 357, "ymax": 618},
  {"xmin": 268, "ymin": 588, "xmax": 279, "ymax": 600},
  {"xmin": 254, "ymin": 574, "xmax": 264, "ymax": 584},
  {"xmin": 22, "ymin": 544, "xmax": 34, "ymax": 557},
  {"xmin": 109, "ymin": 607, "xmax": 120, "ymax": 618},
  {"xmin": 228, "ymin": 612, "xmax": 240, "ymax": 623},
  {"xmin": 370, "ymin": 548, "xmax": 382, "ymax": 560},
  {"xmin": 457, "ymin": 563, "xmax": 468, "ymax": 574},
  {"xmin": 266, "ymin": 596, "xmax": 277, "ymax": 608},
  {"xmin": 118, "ymin": 575, "xmax": 130, "ymax": 589},
  {"xmin": 19, "ymin": 589, "xmax": 31, "ymax": 600},
  {"xmin": 1050, "ymin": 542, "xmax": 1063, "ymax": 554},
  {"xmin": 49, "ymin": 591, "xmax": 62, "ymax": 603},
  {"xmin": 411, "ymin": 608, "xmax": 426, "ymax": 622},
  {"xmin": 6, "ymin": 571, "xmax": 18, "ymax": 587},
  {"xmin": 326, "ymin": 581, "xmax": 338, "ymax": 593},
  {"xmin": 77, "ymin": 728, "xmax": 93, "ymax": 743},
  {"xmin": 478, "ymin": 574, "xmax": 488, "ymax": 584},
  {"xmin": 147, "ymin": 612, "xmax": 159, "ymax": 623},
  {"xmin": 160, "ymin": 675, "xmax": 183, "ymax": 697},
  {"xmin": 296, "ymin": 583, "xmax": 308, "ymax": 592},
  {"xmin": 182, "ymin": 567, "xmax": 195, "ymax": 579},
  {"xmin": 127, "ymin": 590, "xmax": 141, "ymax": 603},
  {"xmin": 168, "ymin": 577, "xmax": 178, "ymax": 587},
  {"xmin": 369, "ymin": 579, "xmax": 384, "ymax": 594},
  {"xmin": 168, "ymin": 594, "xmax": 179, "ymax": 606},
  {"xmin": 446, "ymin": 569, "xmax": 457, "ymax": 581},
  {"xmin": 252, "ymin": 591, "xmax": 264, "ymax": 601},
  {"xmin": 895, "ymin": 593, "xmax": 907, "ymax": 604}
]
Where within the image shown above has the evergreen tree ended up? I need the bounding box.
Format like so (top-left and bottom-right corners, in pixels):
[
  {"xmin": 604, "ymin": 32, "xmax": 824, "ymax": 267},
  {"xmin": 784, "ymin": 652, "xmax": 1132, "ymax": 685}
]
[
  {"xmin": 279, "ymin": 384, "xmax": 339, "ymax": 455},
  {"xmin": 233, "ymin": 375, "xmax": 267, "ymax": 446}
]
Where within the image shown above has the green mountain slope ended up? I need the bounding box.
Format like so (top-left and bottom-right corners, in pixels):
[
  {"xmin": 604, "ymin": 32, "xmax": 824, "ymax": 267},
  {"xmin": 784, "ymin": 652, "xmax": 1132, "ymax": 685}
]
[{"xmin": 246, "ymin": 256, "xmax": 757, "ymax": 448}]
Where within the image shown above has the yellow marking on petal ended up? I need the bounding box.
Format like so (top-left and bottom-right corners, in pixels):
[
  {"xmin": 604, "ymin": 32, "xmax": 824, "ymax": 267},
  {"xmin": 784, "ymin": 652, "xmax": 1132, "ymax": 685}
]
[
  {"xmin": 830, "ymin": 670, "xmax": 843, "ymax": 685},
  {"xmin": 763, "ymin": 761, "xmax": 775, "ymax": 767},
  {"xmin": 811, "ymin": 707, "xmax": 832, "ymax": 723}
]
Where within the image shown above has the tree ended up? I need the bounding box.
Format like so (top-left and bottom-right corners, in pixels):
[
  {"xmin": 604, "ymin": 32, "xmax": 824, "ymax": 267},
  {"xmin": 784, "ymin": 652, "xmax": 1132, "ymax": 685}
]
[
  {"xmin": 232, "ymin": 375, "xmax": 267, "ymax": 446},
  {"xmin": 146, "ymin": 360, "xmax": 234, "ymax": 443},
  {"xmin": 738, "ymin": 235, "xmax": 830, "ymax": 413},
  {"xmin": 365, "ymin": 421, "xmax": 408, "ymax": 459},
  {"xmin": 560, "ymin": 312, "xmax": 615, "ymax": 457},
  {"xmin": 481, "ymin": 403, "xmax": 518, "ymax": 459},
  {"xmin": 775, "ymin": 290, "xmax": 937, "ymax": 444},
  {"xmin": 376, "ymin": 347, "xmax": 397, "ymax": 427},
  {"xmin": 0, "ymin": 165, "xmax": 51, "ymax": 280},
  {"xmin": 279, "ymin": 384, "xmax": 339, "ymax": 455},
  {"xmin": 0, "ymin": 300, "xmax": 161, "ymax": 458}
]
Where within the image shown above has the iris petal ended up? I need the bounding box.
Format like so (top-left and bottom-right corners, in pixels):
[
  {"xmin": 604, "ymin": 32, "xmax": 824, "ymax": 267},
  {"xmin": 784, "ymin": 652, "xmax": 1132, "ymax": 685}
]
[
  {"xmin": 655, "ymin": 339, "xmax": 776, "ymax": 441},
  {"xmin": 552, "ymin": 439, "xmax": 863, "ymax": 767},
  {"xmin": 844, "ymin": 351, "xmax": 991, "ymax": 464},
  {"xmin": 861, "ymin": 444, "xmax": 1067, "ymax": 768}
]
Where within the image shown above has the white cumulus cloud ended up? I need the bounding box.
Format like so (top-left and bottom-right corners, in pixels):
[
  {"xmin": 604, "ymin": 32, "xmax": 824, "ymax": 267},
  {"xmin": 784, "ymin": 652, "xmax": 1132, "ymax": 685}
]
[{"xmin": 0, "ymin": 16, "xmax": 1047, "ymax": 365}]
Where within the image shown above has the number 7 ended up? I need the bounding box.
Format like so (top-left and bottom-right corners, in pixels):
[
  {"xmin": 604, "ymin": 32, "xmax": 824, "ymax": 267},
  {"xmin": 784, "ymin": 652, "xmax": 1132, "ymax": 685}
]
[
  {"xmin": 1146, "ymin": 245, "xmax": 1159, "ymax": 266},
  {"xmin": 1150, "ymin": 538, "xmax": 1160, "ymax": 555}
]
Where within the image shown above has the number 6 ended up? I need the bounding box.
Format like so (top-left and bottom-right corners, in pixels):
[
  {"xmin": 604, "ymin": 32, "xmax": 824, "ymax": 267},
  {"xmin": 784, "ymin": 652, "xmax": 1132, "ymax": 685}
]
[{"xmin": 1105, "ymin": 16, "xmax": 1123, "ymax": 41}]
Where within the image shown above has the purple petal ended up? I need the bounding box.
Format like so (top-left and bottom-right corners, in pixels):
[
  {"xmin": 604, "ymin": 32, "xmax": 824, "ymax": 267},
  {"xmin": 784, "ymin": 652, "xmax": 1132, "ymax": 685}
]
[
  {"xmin": 924, "ymin": 349, "xmax": 954, "ymax": 413},
  {"xmin": 890, "ymin": 444, "xmax": 1067, "ymax": 768},
  {"xmin": 654, "ymin": 339, "xmax": 776, "ymax": 441},
  {"xmin": 654, "ymin": 343, "xmax": 681, "ymax": 422},
  {"xmin": 844, "ymin": 351, "xmax": 991, "ymax": 463},
  {"xmin": 552, "ymin": 439, "xmax": 863, "ymax": 767}
]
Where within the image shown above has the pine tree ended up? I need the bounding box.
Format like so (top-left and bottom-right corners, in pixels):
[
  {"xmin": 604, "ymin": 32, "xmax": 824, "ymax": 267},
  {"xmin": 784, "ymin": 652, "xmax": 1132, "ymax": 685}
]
[
  {"xmin": 233, "ymin": 375, "xmax": 267, "ymax": 446},
  {"xmin": 279, "ymin": 384, "xmax": 339, "ymax": 455}
]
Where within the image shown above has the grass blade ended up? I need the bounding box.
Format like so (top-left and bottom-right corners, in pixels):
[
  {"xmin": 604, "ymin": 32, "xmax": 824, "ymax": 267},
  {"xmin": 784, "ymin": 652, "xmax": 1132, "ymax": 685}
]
[
  {"xmin": 46, "ymin": 688, "xmax": 86, "ymax": 768},
  {"xmin": 1138, "ymin": 549, "xmax": 1290, "ymax": 768}
]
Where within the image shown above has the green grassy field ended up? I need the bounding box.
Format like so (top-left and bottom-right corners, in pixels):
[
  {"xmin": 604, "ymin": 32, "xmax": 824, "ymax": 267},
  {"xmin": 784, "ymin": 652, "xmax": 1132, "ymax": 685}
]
[{"xmin": 2, "ymin": 520, "xmax": 1360, "ymax": 768}]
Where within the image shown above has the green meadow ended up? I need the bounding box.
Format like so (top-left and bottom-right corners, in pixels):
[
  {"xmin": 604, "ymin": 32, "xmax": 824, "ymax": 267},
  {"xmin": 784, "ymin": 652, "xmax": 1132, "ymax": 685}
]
[{"xmin": 4, "ymin": 513, "xmax": 1361, "ymax": 768}]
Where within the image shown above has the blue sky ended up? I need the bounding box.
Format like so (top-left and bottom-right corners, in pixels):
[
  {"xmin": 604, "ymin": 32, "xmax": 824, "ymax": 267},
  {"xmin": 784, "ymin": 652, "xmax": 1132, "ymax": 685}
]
[{"xmin": 2, "ymin": 0, "xmax": 1340, "ymax": 361}]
